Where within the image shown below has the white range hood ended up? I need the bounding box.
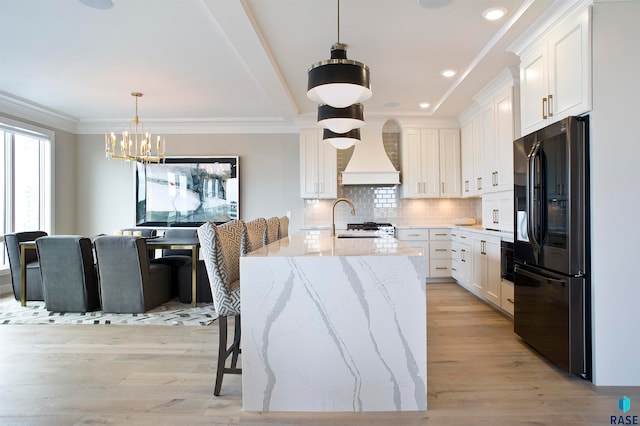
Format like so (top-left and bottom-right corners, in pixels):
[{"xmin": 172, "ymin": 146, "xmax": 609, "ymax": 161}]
[{"xmin": 341, "ymin": 124, "xmax": 400, "ymax": 185}]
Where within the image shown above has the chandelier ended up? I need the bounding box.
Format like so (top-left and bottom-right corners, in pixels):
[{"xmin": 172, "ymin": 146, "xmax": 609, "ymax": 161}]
[{"xmin": 105, "ymin": 92, "xmax": 166, "ymax": 163}]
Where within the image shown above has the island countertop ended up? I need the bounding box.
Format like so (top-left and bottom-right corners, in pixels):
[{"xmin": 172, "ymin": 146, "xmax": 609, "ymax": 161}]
[
  {"xmin": 246, "ymin": 230, "xmax": 421, "ymax": 258},
  {"xmin": 240, "ymin": 230, "xmax": 427, "ymax": 413}
]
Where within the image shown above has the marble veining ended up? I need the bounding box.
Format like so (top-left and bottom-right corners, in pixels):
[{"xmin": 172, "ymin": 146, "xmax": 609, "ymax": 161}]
[{"xmin": 241, "ymin": 231, "xmax": 426, "ymax": 412}]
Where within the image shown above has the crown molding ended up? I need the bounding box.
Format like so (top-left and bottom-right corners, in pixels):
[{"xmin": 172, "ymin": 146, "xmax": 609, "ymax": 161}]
[{"xmin": 0, "ymin": 92, "xmax": 78, "ymax": 133}]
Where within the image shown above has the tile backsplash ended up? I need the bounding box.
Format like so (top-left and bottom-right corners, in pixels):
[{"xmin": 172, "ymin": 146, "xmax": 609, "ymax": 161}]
[
  {"xmin": 303, "ymin": 187, "xmax": 481, "ymax": 229},
  {"xmin": 303, "ymin": 130, "xmax": 482, "ymax": 229}
]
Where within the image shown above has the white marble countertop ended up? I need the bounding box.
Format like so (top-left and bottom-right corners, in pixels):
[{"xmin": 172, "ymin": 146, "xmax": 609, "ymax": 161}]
[{"xmin": 246, "ymin": 230, "xmax": 421, "ymax": 258}]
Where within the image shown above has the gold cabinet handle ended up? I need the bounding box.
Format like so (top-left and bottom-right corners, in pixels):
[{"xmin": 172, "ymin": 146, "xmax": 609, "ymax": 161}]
[
  {"xmin": 548, "ymin": 94, "xmax": 553, "ymax": 117},
  {"xmin": 542, "ymin": 97, "xmax": 548, "ymax": 119}
]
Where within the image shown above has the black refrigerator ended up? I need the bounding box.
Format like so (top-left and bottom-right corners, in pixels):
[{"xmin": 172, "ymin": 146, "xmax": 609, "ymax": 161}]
[{"xmin": 513, "ymin": 116, "xmax": 591, "ymax": 379}]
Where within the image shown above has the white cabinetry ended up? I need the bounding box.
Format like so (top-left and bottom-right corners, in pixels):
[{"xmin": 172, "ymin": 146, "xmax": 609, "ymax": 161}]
[
  {"xmin": 517, "ymin": 6, "xmax": 591, "ymax": 135},
  {"xmin": 482, "ymin": 191, "xmax": 513, "ymax": 233},
  {"xmin": 482, "ymin": 84, "xmax": 514, "ymax": 193},
  {"xmin": 451, "ymin": 229, "xmax": 472, "ymax": 289},
  {"xmin": 400, "ymin": 128, "xmax": 461, "ymax": 198},
  {"xmin": 471, "ymin": 234, "xmax": 501, "ymax": 306},
  {"xmin": 460, "ymin": 116, "xmax": 483, "ymax": 197},
  {"xmin": 500, "ymin": 279, "xmax": 514, "ymax": 316},
  {"xmin": 429, "ymin": 228, "xmax": 452, "ymax": 277},
  {"xmin": 299, "ymin": 128, "xmax": 337, "ymax": 199},
  {"xmin": 396, "ymin": 228, "xmax": 429, "ymax": 279}
]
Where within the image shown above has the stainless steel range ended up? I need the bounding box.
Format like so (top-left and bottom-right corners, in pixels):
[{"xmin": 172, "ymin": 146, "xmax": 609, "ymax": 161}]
[{"xmin": 346, "ymin": 222, "xmax": 396, "ymax": 237}]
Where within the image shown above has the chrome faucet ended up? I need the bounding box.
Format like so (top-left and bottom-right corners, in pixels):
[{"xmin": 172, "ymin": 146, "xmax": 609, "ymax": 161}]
[{"xmin": 331, "ymin": 198, "xmax": 356, "ymax": 236}]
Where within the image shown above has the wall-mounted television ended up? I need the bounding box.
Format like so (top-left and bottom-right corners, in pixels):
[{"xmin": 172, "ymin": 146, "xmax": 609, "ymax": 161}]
[{"xmin": 136, "ymin": 156, "xmax": 239, "ymax": 227}]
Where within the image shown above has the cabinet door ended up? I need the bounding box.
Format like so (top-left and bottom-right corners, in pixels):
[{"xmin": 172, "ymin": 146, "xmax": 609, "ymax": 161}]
[
  {"xmin": 483, "ymin": 237, "xmax": 501, "ymax": 306},
  {"xmin": 494, "ymin": 86, "xmax": 514, "ymax": 192},
  {"xmin": 482, "ymin": 191, "xmax": 513, "ymax": 232},
  {"xmin": 520, "ymin": 44, "xmax": 549, "ymax": 135},
  {"xmin": 547, "ymin": 7, "xmax": 591, "ymax": 121},
  {"xmin": 460, "ymin": 121, "xmax": 474, "ymax": 197},
  {"xmin": 299, "ymin": 129, "xmax": 336, "ymax": 199},
  {"xmin": 422, "ymin": 129, "xmax": 441, "ymax": 198},
  {"xmin": 300, "ymin": 129, "xmax": 322, "ymax": 198},
  {"xmin": 472, "ymin": 116, "xmax": 484, "ymax": 195},
  {"xmin": 471, "ymin": 238, "xmax": 485, "ymax": 296},
  {"xmin": 318, "ymin": 139, "xmax": 337, "ymax": 198},
  {"xmin": 481, "ymin": 103, "xmax": 497, "ymax": 193},
  {"xmin": 401, "ymin": 128, "xmax": 423, "ymax": 198},
  {"xmin": 439, "ymin": 129, "xmax": 460, "ymax": 197}
]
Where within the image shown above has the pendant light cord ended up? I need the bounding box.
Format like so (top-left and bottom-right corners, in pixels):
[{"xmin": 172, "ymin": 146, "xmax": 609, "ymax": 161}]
[{"xmin": 337, "ymin": 0, "xmax": 340, "ymax": 43}]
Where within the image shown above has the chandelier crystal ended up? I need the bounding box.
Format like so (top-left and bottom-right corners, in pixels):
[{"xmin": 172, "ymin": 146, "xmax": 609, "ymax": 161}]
[{"xmin": 105, "ymin": 92, "xmax": 165, "ymax": 164}]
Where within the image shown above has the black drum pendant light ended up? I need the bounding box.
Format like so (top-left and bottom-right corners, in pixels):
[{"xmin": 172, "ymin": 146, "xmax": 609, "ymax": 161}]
[
  {"xmin": 322, "ymin": 128, "xmax": 361, "ymax": 150},
  {"xmin": 317, "ymin": 103, "xmax": 365, "ymax": 134},
  {"xmin": 307, "ymin": 0, "xmax": 372, "ymax": 108}
]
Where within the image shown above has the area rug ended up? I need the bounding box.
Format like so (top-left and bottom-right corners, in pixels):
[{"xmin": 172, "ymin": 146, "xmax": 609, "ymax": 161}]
[{"xmin": 0, "ymin": 297, "xmax": 217, "ymax": 326}]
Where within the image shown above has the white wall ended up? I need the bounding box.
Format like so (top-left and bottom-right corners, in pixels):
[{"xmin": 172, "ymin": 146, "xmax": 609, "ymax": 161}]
[
  {"xmin": 75, "ymin": 133, "xmax": 303, "ymax": 236},
  {"xmin": 591, "ymin": 0, "xmax": 640, "ymax": 385}
]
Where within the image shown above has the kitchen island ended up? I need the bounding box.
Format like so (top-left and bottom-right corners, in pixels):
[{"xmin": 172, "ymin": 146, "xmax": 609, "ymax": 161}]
[{"xmin": 239, "ymin": 230, "xmax": 426, "ymax": 412}]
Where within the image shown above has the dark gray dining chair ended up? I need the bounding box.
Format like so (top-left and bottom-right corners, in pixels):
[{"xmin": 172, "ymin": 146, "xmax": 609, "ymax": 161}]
[
  {"xmin": 4, "ymin": 231, "xmax": 48, "ymax": 301},
  {"xmin": 94, "ymin": 236, "xmax": 171, "ymax": 313},
  {"xmin": 152, "ymin": 228, "xmax": 212, "ymax": 303},
  {"xmin": 36, "ymin": 235, "xmax": 101, "ymax": 312},
  {"xmin": 121, "ymin": 228, "xmax": 157, "ymax": 259}
]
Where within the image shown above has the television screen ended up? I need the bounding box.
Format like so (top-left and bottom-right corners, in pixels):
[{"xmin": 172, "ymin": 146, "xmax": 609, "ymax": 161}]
[{"xmin": 136, "ymin": 156, "xmax": 239, "ymax": 227}]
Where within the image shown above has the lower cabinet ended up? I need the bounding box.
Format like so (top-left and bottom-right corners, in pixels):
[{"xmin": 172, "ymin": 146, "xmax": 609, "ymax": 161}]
[
  {"xmin": 471, "ymin": 234, "xmax": 501, "ymax": 306},
  {"xmin": 500, "ymin": 279, "xmax": 515, "ymax": 316},
  {"xmin": 429, "ymin": 228, "xmax": 452, "ymax": 278},
  {"xmin": 396, "ymin": 228, "xmax": 429, "ymax": 279},
  {"xmin": 451, "ymin": 229, "xmax": 472, "ymax": 289}
]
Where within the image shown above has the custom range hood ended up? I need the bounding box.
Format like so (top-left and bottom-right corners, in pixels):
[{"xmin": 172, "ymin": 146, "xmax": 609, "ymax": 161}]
[{"xmin": 341, "ymin": 123, "xmax": 400, "ymax": 185}]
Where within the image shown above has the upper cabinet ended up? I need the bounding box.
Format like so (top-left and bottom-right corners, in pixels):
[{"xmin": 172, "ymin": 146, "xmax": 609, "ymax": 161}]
[
  {"xmin": 400, "ymin": 127, "xmax": 460, "ymax": 198},
  {"xmin": 299, "ymin": 128, "xmax": 337, "ymax": 199},
  {"xmin": 459, "ymin": 69, "xmax": 516, "ymax": 196},
  {"xmin": 483, "ymin": 84, "xmax": 515, "ymax": 193},
  {"xmin": 516, "ymin": 5, "xmax": 592, "ymax": 135}
]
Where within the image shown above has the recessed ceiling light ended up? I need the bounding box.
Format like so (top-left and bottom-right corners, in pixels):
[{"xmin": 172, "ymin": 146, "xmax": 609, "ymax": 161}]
[
  {"xmin": 418, "ymin": 0, "xmax": 452, "ymax": 9},
  {"xmin": 79, "ymin": 0, "xmax": 113, "ymax": 9},
  {"xmin": 419, "ymin": 103, "xmax": 430, "ymax": 109},
  {"xmin": 384, "ymin": 101, "xmax": 400, "ymax": 108},
  {"xmin": 482, "ymin": 7, "xmax": 507, "ymax": 21},
  {"xmin": 441, "ymin": 69, "xmax": 457, "ymax": 78}
]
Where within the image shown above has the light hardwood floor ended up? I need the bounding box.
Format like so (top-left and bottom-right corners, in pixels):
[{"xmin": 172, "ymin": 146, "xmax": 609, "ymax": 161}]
[{"xmin": 0, "ymin": 282, "xmax": 637, "ymax": 425}]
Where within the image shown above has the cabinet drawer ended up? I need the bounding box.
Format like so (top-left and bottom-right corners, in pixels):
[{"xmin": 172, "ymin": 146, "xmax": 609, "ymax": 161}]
[
  {"xmin": 396, "ymin": 228, "xmax": 429, "ymax": 241},
  {"xmin": 430, "ymin": 241, "xmax": 451, "ymax": 259},
  {"xmin": 500, "ymin": 280, "xmax": 514, "ymax": 316},
  {"xmin": 430, "ymin": 259, "xmax": 451, "ymax": 277},
  {"xmin": 451, "ymin": 230, "xmax": 471, "ymax": 244},
  {"xmin": 429, "ymin": 228, "xmax": 451, "ymax": 240}
]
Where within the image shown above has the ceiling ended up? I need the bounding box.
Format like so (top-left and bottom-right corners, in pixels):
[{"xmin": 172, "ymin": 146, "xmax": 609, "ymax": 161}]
[{"xmin": 0, "ymin": 0, "xmax": 555, "ymax": 134}]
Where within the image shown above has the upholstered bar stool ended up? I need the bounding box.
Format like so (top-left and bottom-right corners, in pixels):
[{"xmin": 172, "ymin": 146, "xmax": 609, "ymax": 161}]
[
  {"xmin": 244, "ymin": 217, "xmax": 267, "ymax": 253},
  {"xmin": 198, "ymin": 220, "xmax": 246, "ymax": 396},
  {"xmin": 265, "ymin": 216, "xmax": 280, "ymax": 244},
  {"xmin": 278, "ymin": 216, "xmax": 289, "ymax": 239}
]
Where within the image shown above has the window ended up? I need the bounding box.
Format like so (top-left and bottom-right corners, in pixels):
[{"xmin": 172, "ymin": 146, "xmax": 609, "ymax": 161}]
[{"xmin": 0, "ymin": 118, "xmax": 53, "ymax": 269}]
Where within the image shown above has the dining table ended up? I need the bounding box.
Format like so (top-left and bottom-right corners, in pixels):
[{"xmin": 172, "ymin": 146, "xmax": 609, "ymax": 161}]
[{"xmin": 19, "ymin": 235, "xmax": 202, "ymax": 308}]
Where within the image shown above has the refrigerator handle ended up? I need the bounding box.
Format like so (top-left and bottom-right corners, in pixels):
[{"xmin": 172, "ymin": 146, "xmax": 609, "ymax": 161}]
[
  {"xmin": 514, "ymin": 264, "xmax": 567, "ymax": 287},
  {"xmin": 526, "ymin": 141, "xmax": 542, "ymax": 253}
]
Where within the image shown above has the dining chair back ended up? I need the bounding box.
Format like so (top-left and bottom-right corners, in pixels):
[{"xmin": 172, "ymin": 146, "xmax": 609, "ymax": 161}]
[
  {"xmin": 94, "ymin": 236, "xmax": 171, "ymax": 313},
  {"xmin": 4, "ymin": 231, "xmax": 47, "ymax": 301},
  {"xmin": 36, "ymin": 235, "xmax": 101, "ymax": 312}
]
